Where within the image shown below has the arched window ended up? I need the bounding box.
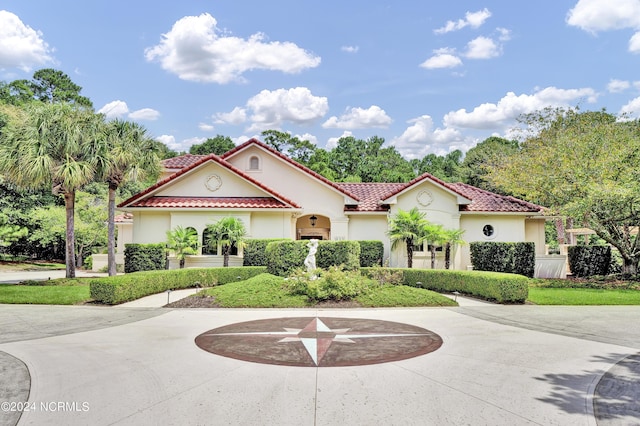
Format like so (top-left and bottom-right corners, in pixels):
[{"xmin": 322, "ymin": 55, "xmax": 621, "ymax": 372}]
[{"xmin": 249, "ymin": 156, "xmax": 260, "ymax": 170}]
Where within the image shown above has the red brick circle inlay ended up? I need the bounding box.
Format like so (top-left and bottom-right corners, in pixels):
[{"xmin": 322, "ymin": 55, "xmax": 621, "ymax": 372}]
[{"xmin": 195, "ymin": 317, "xmax": 443, "ymax": 367}]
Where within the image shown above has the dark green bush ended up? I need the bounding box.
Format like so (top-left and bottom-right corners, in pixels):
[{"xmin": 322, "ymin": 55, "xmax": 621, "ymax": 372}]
[
  {"xmin": 90, "ymin": 266, "xmax": 267, "ymax": 304},
  {"xmin": 124, "ymin": 243, "xmax": 166, "ymax": 273},
  {"xmin": 283, "ymin": 267, "xmax": 375, "ymax": 302},
  {"xmin": 358, "ymin": 240, "xmax": 384, "ymax": 267},
  {"xmin": 568, "ymin": 245, "xmax": 611, "ymax": 277},
  {"xmin": 265, "ymin": 240, "xmax": 360, "ymax": 276},
  {"xmin": 243, "ymin": 239, "xmax": 288, "ymax": 266},
  {"xmin": 362, "ymin": 267, "xmax": 529, "ymax": 303},
  {"xmin": 470, "ymin": 242, "xmax": 536, "ymax": 278}
]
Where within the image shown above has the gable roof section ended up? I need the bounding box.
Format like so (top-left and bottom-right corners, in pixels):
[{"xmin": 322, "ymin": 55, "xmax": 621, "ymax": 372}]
[
  {"xmin": 222, "ymin": 138, "xmax": 361, "ymax": 202},
  {"xmin": 161, "ymin": 153, "xmax": 207, "ymax": 170},
  {"xmin": 119, "ymin": 153, "xmax": 300, "ymax": 209},
  {"xmin": 380, "ymin": 172, "xmax": 473, "ymax": 205},
  {"xmin": 447, "ymin": 183, "xmax": 544, "ymax": 213},
  {"xmin": 337, "ymin": 183, "xmax": 405, "ymax": 212},
  {"xmin": 124, "ymin": 196, "xmax": 291, "ymax": 209}
]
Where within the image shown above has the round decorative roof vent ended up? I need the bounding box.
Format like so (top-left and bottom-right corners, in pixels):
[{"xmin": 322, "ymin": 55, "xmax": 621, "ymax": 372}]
[
  {"xmin": 416, "ymin": 190, "xmax": 433, "ymax": 207},
  {"xmin": 205, "ymin": 174, "xmax": 222, "ymax": 192}
]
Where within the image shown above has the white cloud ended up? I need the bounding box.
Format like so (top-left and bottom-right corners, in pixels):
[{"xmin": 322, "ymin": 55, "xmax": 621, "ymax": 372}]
[
  {"xmin": 246, "ymin": 87, "xmax": 329, "ymax": 131},
  {"xmin": 322, "ymin": 105, "xmax": 392, "ymax": 129},
  {"xmin": 443, "ymin": 86, "xmax": 598, "ymax": 130},
  {"xmin": 607, "ymin": 79, "xmax": 631, "ymax": 93},
  {"xmin": 341, "ymin": 45, "xmax": 359, "ymax": 53},
  {"xmin": 295, "ymin": 133, "xmax": 318, "ymax": 146},
  {"xmin": 0, "ymin": 11, "xmax": 55, "ymax": 71},
  {"xmin": 144, "ymin": 13, "xmax": 321, "ymax": 83},
  {"xmin": 391, "ymin": 115, "xmax": 473, "ymax": 158},
  {"xmin": 128, "ymin": 108, "xmax": 160, "ymax": 121},
  {"xmin": 497, "ymin": 28, "xmax": 512, "ymax": 41},
  {"xmin": 464, "ymin": 36, "xmax": 500, "ymax": 59},
  {"xmin": 214, "ymin": 106, "xmax": 247, "ymax": 125},
  {"xmin": 434, "ymin": 8, "xmax": 492, "ymax": 34},
  {"xmin": 156, "ymin": 134, "xmax": 178, "ymax": 150},
  {"xmin": 326, "ymin": 131, "xmax": 353, "ymax": 150},
  {"xmin": 567, "ymin": 0, "xmax": 640, "ymax": 53},
  {"xmin": 98, "ymin": 100, "xmax": 129, "ymax": 119},
  {"xmin": 619, "ymin": 96, "xmax": 640, "ymax": 118},
  {"xmin": 198, "ymin": 123, "xmax": 215, "ymax": 131},
  {"xmin": 420, "ymin": 48, "xmax": 463, "ymax": 69}
]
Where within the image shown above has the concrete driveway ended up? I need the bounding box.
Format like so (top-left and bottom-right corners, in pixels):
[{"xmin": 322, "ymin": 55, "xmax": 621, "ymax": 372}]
[{"xmin": 1, "ymin": 302, "xmax": 639, "ymax": 425}]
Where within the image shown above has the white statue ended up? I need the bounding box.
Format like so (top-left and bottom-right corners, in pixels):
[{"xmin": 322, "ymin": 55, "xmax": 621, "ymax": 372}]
[{"xmin": 304, "ymin": 239, "xmax": 318, "ymax": 272}]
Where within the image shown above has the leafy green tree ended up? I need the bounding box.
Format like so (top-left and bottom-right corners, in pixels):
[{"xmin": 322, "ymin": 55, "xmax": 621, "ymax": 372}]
[
  {"xmin": 30, "ymin": 69, "xmax": 93, "ymax": 108},
  {"xmin": 489, "ymin": 108, "xmax": 640, "ymax": 274},
  {"xmin": 461, "ymin": 136, "xmax": 519, "ymax": 192},
  {"xmin": 0, "ymin": 213, "xmax": 28, "ymax": 247},
  {"xmin": 189, "ymin": 135, "xmax": 235, "ymax": 155},
  {"xmin": 205, "ymin": 217, "xmax": 247, "ymax": 267},
  {"xmin": 388, "ymin": 208, "xmax": 429, "ymax": 268},
  {"xmin": 260, "ymin": 130, "xmax": 317, "ymax": 165},
  {"xmin": 442, "ymin": 228, "xmax": 466, "ymax": 269},
  {"xmin": 0, "ymin": 102, "xmax": 105, "ymax": 277},
  {"xmin": 100, "ymin": 119, "xmax": 160, "ymax": 275},
  {"xmin": 166, "ymin": 226, "xmax": 198, "ymax": 268},
  {"xmin": 411, "ymin": 150, "xmax": 464, "ymax": 182}
]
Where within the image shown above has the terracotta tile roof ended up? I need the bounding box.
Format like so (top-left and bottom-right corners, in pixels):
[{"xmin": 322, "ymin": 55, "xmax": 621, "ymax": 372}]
[
  {"xmin": 127, "ymin": 196, "xmax": 292, "ymax": 209},
  {"xmin": 381, "ymin": 172, "xmax": 472, "ymax": 202},
  {"xmin": 447, "ymin": 183, "xmax": 544, "ymax": 213},
  {"xmin": 337, "ymin": 183, "xmax": 405, "ymax": 211},
  {"xmin": 222, "ymin": 138, "xmax": 361, "ymax": 201},
  {"xmin": 114, "ymin": 212, "xmax": 133, "ymax": 223},
  {"xmin": 161, "ymin": 154, "xmax": 206, "ymax": 169},
  {"xmin": 118, "ymin": 153, "xmax": 300, "ymax": 209}
]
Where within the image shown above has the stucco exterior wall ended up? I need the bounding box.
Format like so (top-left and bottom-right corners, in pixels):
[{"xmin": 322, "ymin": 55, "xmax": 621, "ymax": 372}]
[
  {"xmin": 133, "ymin": 211, "xmax": 171, "ymax": 244},
  {"xmin": 347, "ymin": 214, "xmax": 389, "ymax": 262},
  {"xmin": 525, "ymin": 218, "xmax": 546, "ymax": 255}
]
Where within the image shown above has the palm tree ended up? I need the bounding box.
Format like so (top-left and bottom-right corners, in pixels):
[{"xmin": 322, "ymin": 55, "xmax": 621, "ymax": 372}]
[
  {"xmin": 166, "ymin": 226, "xmax": 198, "ymax": 269},
  {"xmin": 0, "ymin": 102, "xmax": 104, "ymax": 278},
  {"xmin": 205, "ymin": 217, "xmax": 247, "ymax": 267},
  {"xmin": 423, "ymin": 223, "xmax": 446, "ymax": 269},
  {"xmin": 387, "ymin": 208, "xmax": 429, "ymax": 268},
  {"xmin": 101, "ymin": 119, "xmax": 160, "ymax": 276},
  {"xmin": 442, "ymin": 228, "xmax": 466, "ymax": 270}
]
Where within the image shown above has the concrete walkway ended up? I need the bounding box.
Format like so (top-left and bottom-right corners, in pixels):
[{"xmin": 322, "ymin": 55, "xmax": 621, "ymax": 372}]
[{"xmin": 1, "ymin": 301, "xmax": 640, "ymax": 425}]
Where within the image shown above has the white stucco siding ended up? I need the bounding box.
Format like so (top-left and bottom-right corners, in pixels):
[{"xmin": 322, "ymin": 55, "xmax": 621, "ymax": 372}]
[
  {"xmin": 347, "ymin": 214, "xmax": 389, "ymax": 262},
  {"xmin": 157, "ymin": 163, "xmax": 267, "ymax": 198},
  {"xmin": 132, "ymin": 212, "xmax": 171, "ymax": 244},
  {"xmin": 392, "ymin": 184, "xmax": 461, "ymax": 229},
  {"xmin": 525, "ymin": 218, "xmax": 547, "ymax": 255},
  {"xmin": 250, "ymin": 212, "xmax": 293, "ymax": 239}
]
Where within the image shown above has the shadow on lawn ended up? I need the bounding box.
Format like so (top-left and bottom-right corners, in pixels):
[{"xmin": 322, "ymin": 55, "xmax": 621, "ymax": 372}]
[{"xmin": 534, "ymin": 352, "xmax": 640, "ymax": 423}]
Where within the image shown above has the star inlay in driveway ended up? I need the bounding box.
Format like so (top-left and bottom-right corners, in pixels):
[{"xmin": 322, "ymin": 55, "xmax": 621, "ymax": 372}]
[{"xmin": 195, "ymin": 317, "xmax": 443, "ymax": 367}]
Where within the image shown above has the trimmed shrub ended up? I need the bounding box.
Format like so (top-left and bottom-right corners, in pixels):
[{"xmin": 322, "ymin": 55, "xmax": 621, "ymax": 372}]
[
  {"xmin": 470, "ymin": 242, "xmax": 536, "ymax": 278},
  {"xmin": 90, "ymin": 266, "xmax": 267, "ymax": 305},
  {"xmin": 362, "ymin": 267, "xmax": 529, "ymax": 303},
  {"xmin": 243, "ymin": 239, "xmax": 288, "ymax": 266},
  {"xmin": 265, "ymin": 240, "xmax": 360, "ymax": 276},
  {"xmin": 358, "ymin": 240, "xmax": 384, "ymax": 267},
  {"xmin": 284, "ymin": 266, "xmax": 375, "ymax": 302},
  {"xmin": 124, "ymin": 243, "xmax": 166, "ymax": 273},
  {"xmin": 568, "ymin": 245, "xmax": 611, "ymax": 277}
]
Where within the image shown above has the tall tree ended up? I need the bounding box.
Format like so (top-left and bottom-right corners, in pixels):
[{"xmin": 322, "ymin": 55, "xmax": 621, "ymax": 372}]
[
  {"xmin": 101, "ymin": 119, "xmax": 160, "ymax": 275},
  {"xmin": 189, "ymin": 135, "xmax": 235, "ymax": 155},
  {"xmin": 489, "ymin": 108, "xmax": 640, "ymax": 274},
  {"xmin": 461, "ymin": 136, "xmax": 519, "ymax": 192},
  {"xmin": 0, "ymin": 103, "xmax": 104, "ymax": 277},
  {"xmin": 205, "ymin": 217, "xmax": 247, "ymax": 267},
  {"xmin": 388, "ymin": 208, "xmax": 429, "ymax": 268},
  {"xmin": 30, "ymin": 69, "xmax": 93, "ymax": 108}
]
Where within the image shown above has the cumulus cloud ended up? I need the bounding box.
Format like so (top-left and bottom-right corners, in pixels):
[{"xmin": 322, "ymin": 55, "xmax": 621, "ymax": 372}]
[
  {"xmin": 214, "ymin": 106, "xmax": 247, "ymax": 125},
  {"xmin": 295, "ymin": 132, "xmax": 318, "ymax": 146},
  {"xmin": 322, "ymin": 105, "xmax": 392, "ymax": 129},
  {"xmin": 128, "ymin": 108, "xmax": 160, "ymax": 121},
  {"xmin": 98, "ymin": 100, "xmax": 129, "ymax": 119},
  {"xmin": 607, "ymin": 79, "xmax": 631, "ymax": 92},
  {"xmin": 567, "ymin": 0, "xmax": 640, "ymax": 53},
  {"xmin": 443, "ymin": 86, "xmax": 598, "ymax": 130},
  {"xmin": 246, "ymin": 87, "xmax": 329, "ymax": 131},
  {"xmin": 144, "ymin": 13, "xmax": 321, "ymax": 83},
  {"xmin": 420, "ymin": 48, "xmax": 463, "ymax": 69},
  {"xmin": 464, "ymin": 36, "xmax": 500, "ymax": 59},
  {"xmin": 198, "ymin": 123, "xmax": 214, "ymax": 131},
  {"xmin": 341, "ymin": 45, "xmax": 359, "ymax": 53},
  {"xmin": 156, "ymin": 134, "xmax": 178, "ymax": 150},
  {"xmin": 0, "ymin": 10, "xmax": 55, "ymax": 71},
  {"xmin": 434, "ymin": 8, "xmax": 492, "ymax": 34},
  {"xmin": 619, "ymin": 96, "xmax": 640, "ymax": 118},
  {"xmin": 390, "ymin": 115, "xmax": 473, "ymax": 158}
]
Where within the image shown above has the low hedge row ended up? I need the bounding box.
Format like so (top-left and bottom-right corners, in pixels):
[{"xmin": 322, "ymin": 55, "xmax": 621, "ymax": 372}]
[
  {"xmin": 362, "ymin": 267, "xmax": 529, "ymax": 303},
  {"xmin": 568, "ymin": 245, "xmax": 611, "ymax": 277},
  {"xmin": 90, "ymin": 266, "xmax": 267, "ymax": 305}
]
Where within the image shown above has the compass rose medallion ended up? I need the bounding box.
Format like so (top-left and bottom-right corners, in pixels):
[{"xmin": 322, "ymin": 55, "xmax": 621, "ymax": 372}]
[{"xmin": 195, "ymin": 317, "xmax": 443, "ymax": 367}]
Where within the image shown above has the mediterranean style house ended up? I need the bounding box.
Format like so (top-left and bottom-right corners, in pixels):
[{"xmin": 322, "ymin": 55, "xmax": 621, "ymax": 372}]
[{"xmin": 107, "ymin": 138, "xmax": 563, "ymax": 276}]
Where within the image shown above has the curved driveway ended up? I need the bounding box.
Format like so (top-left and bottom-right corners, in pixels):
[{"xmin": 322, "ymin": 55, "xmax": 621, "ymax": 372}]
[{"xmin": 1, "ymin": 302, "xmax": 639, "ymax": 425}]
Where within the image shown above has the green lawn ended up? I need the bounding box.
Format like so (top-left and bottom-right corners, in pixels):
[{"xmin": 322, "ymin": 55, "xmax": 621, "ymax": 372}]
[
  {"xmin": 0, "ymin": 283, "xmax": 90, "ymax": 305},
  {"xmin": 527, "ymin": 287, "xmax": 640, "ymax": 305}
]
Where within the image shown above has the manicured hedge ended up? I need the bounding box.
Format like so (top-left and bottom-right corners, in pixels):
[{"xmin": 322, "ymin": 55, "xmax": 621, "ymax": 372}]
[
  {"xmin": 358, "ymin": 241, "xmax": 384, "ymax": 267},
  {"xmin": 90, "ymin": 266, "xmax": 267, "ymax": 305},
  {"xmin": 243, "ymin": 239, "xmax": 288, "ymax": 266},
  {"xmin": 568, "ymin": 245, "xmax": 611, "ymax": 277},
  {"xmin": 265, "ymin": 240, "xmax": 360, "ymax": 276},
  {"xmin": 124, "ymin": 243, "xmax": 166, "ymax": 273},
  {"xmin": 470, "ymin": 242, "xmax": 536, "ymax": 278},
  {"xmin": 362, "ymin": 267, "xmax": 529, "ymax": 303}
]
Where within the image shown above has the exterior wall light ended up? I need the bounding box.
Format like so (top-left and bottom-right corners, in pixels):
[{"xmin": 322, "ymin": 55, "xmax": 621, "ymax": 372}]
[{"xmin": 310, "ymin": 215, "xmax": 318, "ymax": 227}]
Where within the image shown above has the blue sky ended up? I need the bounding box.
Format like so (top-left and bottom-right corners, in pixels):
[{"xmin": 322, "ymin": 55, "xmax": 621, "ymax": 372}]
[{"xmin": 1, "ymin": 0, "xmax": 640, "ymax": 158}]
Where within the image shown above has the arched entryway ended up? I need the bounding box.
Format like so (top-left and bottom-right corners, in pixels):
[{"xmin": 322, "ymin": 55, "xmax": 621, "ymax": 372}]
[{"xmin": 296, "ymin": 214, "xmax": 330, "ymax": 240}]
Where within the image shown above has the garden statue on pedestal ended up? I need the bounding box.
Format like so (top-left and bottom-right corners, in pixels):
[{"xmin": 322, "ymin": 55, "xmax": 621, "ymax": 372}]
[{"xmin": 304, "ymin": 239, "xmax": 318, "ymax": 273}]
